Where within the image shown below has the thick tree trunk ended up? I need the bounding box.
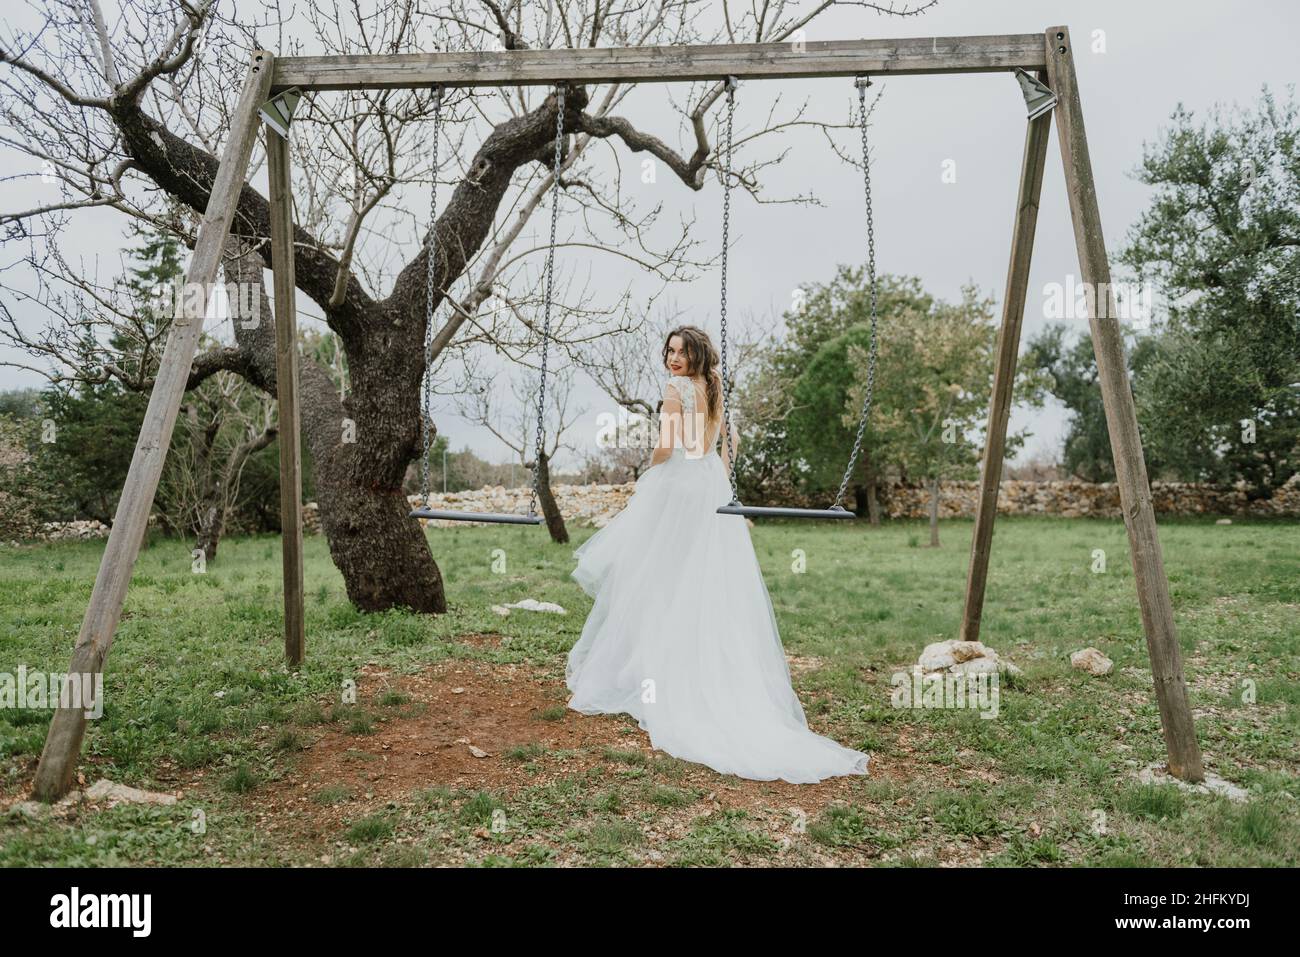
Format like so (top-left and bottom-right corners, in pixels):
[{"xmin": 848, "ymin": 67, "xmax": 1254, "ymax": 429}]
[
  {"xmin": 110, "ymin": 85, "xmax": 586, "ymax": 616},
  {"xmin": 928, "ymin": 474, "xmax": 941, "ymax": 547},
  {"xmin": 223, "ymin": 246, "xmax": 447, "ymax": 612},
  {"xmin": 316, "ymin": 473, "xmax": 445, "ymax": 612},
  {"xmin": 534, "ymin": 450, "xmax": 569, "ymax": 544}
]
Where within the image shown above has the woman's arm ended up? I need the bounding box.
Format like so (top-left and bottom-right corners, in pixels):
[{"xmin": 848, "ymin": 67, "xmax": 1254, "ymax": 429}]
[{"xmin": 649, "ymin": 384, "xmax": 683, "ymax": 468}]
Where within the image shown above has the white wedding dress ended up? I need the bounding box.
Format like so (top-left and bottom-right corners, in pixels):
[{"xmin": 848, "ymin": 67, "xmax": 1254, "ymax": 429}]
[{"xmin": 566, "ymin": 374, "xmax": 871, "ymax": 784}]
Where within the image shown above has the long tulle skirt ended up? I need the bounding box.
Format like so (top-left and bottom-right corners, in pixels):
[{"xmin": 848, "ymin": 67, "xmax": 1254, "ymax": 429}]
[{"xmin": 566, "ymin": 449, "xmax": 870, "ymax": 784}]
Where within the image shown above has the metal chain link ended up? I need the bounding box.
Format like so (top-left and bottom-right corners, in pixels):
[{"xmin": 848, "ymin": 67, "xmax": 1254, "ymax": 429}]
[
  {"xmin": 831, "ymin": 76, "xmax": 881, "ymax": 511},
  {"xmin": 528, "ymin": 86, "xmax": 565, "ymax": 517},
  {"xmin": 420, "ymin": 86, "xmax": 444, "ymax": 506},
  {"xmin": 718, "ymin": 77, "xmax": 740, "ymax": 504}
]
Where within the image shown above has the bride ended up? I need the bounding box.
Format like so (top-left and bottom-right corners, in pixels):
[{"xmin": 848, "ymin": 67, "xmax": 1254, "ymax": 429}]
[{"xmin": 566, "ymin": 325, "xmax": 871, "ymax": 784}]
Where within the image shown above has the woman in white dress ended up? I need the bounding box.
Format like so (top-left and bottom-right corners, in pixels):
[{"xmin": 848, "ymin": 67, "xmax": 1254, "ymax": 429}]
[{"xmin": 566, "ymin": 325, "xmax": 871, "ymax": 784}]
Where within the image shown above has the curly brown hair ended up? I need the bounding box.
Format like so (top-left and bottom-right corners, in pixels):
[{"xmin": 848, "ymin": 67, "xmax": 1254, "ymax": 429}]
[{"xmin": 661, "ymin": 325, "xmax": 723, "ymax": 428}]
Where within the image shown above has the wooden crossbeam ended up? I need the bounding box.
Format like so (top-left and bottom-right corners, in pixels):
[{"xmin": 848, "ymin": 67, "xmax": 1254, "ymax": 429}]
[{"xmin": 272, "ymin": 34, "xmax": 1047, "ymax": 92}]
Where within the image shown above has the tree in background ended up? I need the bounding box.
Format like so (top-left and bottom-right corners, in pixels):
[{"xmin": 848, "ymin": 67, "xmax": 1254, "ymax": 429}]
[
  {"xmin": 1120, "ymin": 90, "xmax": 1300, "ymax": 497},
  {"xmin": 746, "ymin": 271, "xmax": 937, "ymax": 521},
  {"xmin": 17, "ymin": 222, "xmax": 170, "ymax": 525},
  {"xmin": 844, "ymin": 285, "xmax": 1041, "ymax": 546},
  {"xmin": 34, "ymin": 383, "xmax": 147, "ymax": 525},
  {"xmin": 0, "ymin": 390, "xmax": 62, "ymax": 537},
  {"xmin": 3, "ymin": 224, "xmax": 287, "ymax": 549},
  {"xmin": 576, "ymin": 441, "xmax": 656, "ymax": 485},
  {"xmin": 127, "ymin": 226, "xmax": 282, "ymax": 558},
  {"xmin": 1025, "ymin": 324, "xmax": 1159, "ymax": 483},
  {"xmin": 756, "ymin": 269, "xmax": 1042, "ymax": 539},
  {"xmin": 160, "ymin": 369, "xmax": 277, "ymax": 561},
  {"xmin": 457, "ymin": 368, "xmax": 582, "ymax": 543},
  {"xmin": 1037, "ymin": 90, "xmax": 1299, "ymax": 493}
]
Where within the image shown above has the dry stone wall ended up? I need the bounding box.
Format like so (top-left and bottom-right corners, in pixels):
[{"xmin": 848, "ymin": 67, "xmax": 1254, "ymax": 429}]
[
  {"xmin": 20, "ymin": 475, "xmax": 1295, "ymax": 541},
  {"xmin": 383, "ymin": 474, "xmax": 1300, "ymax": 529}
]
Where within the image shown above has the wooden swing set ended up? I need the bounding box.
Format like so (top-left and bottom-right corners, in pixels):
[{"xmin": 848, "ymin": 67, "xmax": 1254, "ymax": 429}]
[{"xmin": 30, "ymin": 26, "xmax": 1206, "ymax": 800}]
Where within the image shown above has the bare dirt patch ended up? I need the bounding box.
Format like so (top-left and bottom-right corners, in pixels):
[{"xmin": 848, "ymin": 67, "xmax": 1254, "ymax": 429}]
[{"xmin": 230, "ymin": 655, "xmax": 907, "ymax": 849}]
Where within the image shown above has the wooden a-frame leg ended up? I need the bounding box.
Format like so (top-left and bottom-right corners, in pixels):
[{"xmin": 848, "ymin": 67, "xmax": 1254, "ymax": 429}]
[
  {"xmin": 959, "ymin": 82, "xmax": 1053, "ymax": 644},
  {"xmin": 1044, "ymin": 26, "xmax": 1204, "ymax": 781},
  {"xmin": 30, "ymin": 52, "xmax": 276, "ymax": 801},
  {"xmin": 266, "ymin": 127, "xmax": 305, "ymax": 667}
]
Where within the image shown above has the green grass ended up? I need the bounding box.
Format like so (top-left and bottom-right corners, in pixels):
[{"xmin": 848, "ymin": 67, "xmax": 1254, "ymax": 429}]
[{"xmin": 0, "ymin": 516, "xmax": 1297, "ymax": 867}]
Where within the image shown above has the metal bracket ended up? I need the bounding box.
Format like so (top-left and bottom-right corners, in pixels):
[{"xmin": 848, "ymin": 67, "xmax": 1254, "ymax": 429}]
[
  {"xmin": 259, "ymin": 86, "xmax": 304, "ymax": 139},
  {"xmin": 1013, "ymin": 68, "xmax": 1056, "ymax": 120}
]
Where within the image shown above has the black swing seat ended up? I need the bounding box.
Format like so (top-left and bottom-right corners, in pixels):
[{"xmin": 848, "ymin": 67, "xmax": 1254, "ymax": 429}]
[
  {"xmin": 410, "ymin": 507, "xmax": 543, "ymax": 525},
  {"xmin": 716, "ymin": 502, "xmax": 856, "ymax": 520}
]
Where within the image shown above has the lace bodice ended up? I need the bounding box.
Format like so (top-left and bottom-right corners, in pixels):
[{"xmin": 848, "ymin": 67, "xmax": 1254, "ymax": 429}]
[{"xmin": 664, "ymin": 374, "xmax": 718, "ymax": 456}]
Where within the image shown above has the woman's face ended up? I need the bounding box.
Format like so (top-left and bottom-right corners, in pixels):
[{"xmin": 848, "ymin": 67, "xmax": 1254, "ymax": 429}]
[{"xmin": 665, "ymin": 335, "xmax": 690, "ymax": 376}]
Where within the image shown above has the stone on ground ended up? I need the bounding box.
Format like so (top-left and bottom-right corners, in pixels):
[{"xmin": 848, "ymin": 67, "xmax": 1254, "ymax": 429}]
[
  {"xmin": 1071, "ymin": 647, "xmax": 1115, "ymax": 676},
  {"xmin": 84, "ymin": 778, "xmax": 177, "ymax": 806},
  {"xmin": 493, "ymin": 598, "xmax": 567, "ymax": 616},
  {"xmin": 1137, "ymin": 763, "xmax": 1248, "ymax": 802},
  {"xmin": 917, "ymin": 639, "xmax": 1022, "ymax": 676}
]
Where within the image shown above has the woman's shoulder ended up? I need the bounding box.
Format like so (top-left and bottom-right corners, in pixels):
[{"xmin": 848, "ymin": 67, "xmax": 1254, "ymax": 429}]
[
  {"xmin": 665, "ymin": 373, "xmax": 705, "ymax": 391},
  {"xmin": 666, "ymin": 375, "xmax": 706, "ymax": 407}
]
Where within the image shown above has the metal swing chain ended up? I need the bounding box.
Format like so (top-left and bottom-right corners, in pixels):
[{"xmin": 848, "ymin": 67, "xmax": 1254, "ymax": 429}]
[
  {"xmin": 718, "ymin": 77, "xmax": 740, "ymax": 504},
  {"xmin": 529, "ymin": 86, "xmax": 565, "ymax": 518},
  {"xmin": 420, "ymin": 85, "xmax": 444, "ymax": 507},
  {"xmin": 831, "ymin": 76, "xmax": 881, "ymax": 511}
]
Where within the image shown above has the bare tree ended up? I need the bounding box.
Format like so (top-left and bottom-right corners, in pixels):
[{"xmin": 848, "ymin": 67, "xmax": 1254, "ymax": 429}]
[
  {"xmin": 162, "ymin": 368, "xmax": 276, "ymax": 561},
  {"xmin": 457, "ymin": 364, "xmax": 582, "ymax": 543},
  {"xmin": 0, "ymin": 0, "xmax": 931, "ymax": 613}
]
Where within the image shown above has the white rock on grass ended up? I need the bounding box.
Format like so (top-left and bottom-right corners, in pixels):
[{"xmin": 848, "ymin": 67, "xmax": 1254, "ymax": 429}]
[
  {"xmin": 1136, "ymin": 763, "xmax": 1249, "ymax": 803},
  {"xmin": 84, "ymin": 778, "xmax": 177, "ymax": 807},
  {"xmin": 1070, "ymin": 647, "xmax": 1115, "ymax": 676},
  {"xmin": 917, "ymin": 639, "xmax": 1022, "ymax": 676},
  {"xmin": 918, "ymin": 640, "xmax": 963, "ymax": 671},
  {"xmin": 499, "ymin": 598, "xmax": 566, "ymax": 615},
  {"xmin": 950, "ymin": 656, "xmax": 1005, "ymax": 676}
]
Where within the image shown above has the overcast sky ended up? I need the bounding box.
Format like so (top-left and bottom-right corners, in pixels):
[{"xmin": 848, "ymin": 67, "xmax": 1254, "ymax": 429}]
[{"xmin": 2, "ymin": 0, "xmax": 1296, "ymax": 472}]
